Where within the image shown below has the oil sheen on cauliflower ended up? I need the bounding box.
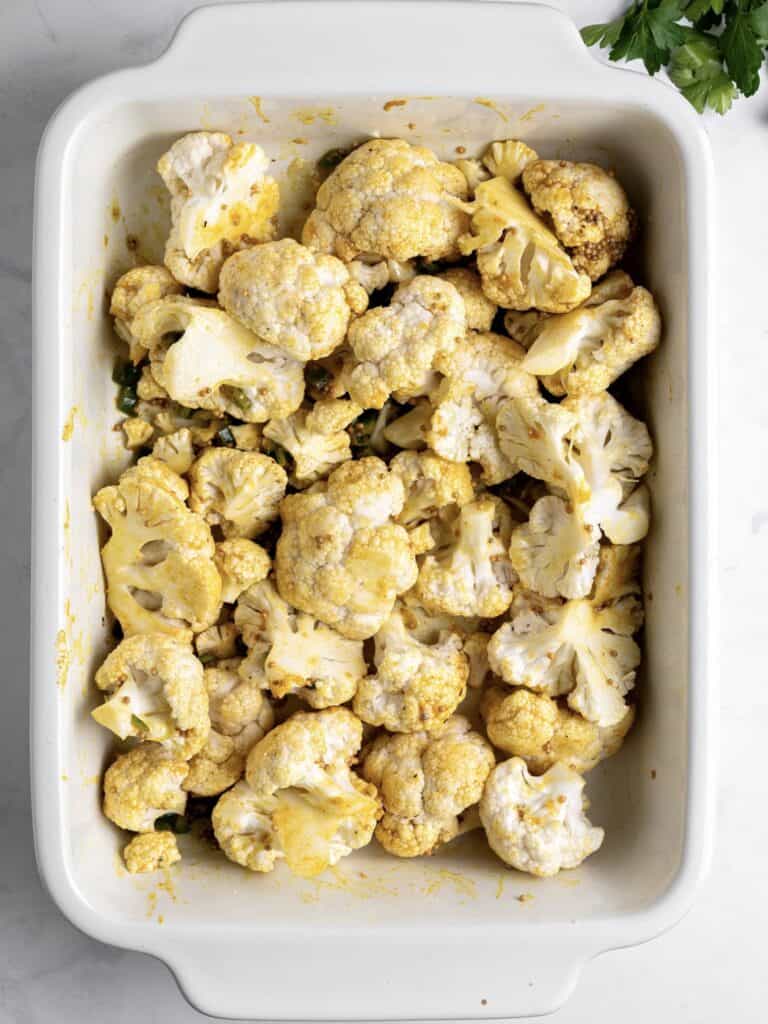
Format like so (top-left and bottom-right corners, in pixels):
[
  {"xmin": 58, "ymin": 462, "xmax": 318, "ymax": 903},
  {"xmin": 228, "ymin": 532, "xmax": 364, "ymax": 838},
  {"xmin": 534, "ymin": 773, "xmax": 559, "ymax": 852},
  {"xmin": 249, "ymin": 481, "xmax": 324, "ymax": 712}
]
[
  {"xmin": 353, "ymin": 608, "xmax": 469, "ymax": 733},
  {"xmin": 345, "ymin": 276, "xmax": 466, "ymax": 408},
  {"xmin": 275, "ymin": 457, "xmax": 418, "ymax": 640},
  {"xmin": 362, "ymin": 715, "xmax": 495, "ymax": 856},
  {"xmin": 212, "ymin": 707, "xmax": 380, "ymax": 877},
  {"xmin": 103, "ymin": 744, "xmax": 188, "ymax": 833},
  {"xmin": 123, "ymin": 831, "xmax": 181, "ymax": 874},
  {"xmin": 93, "ymin": 459, "xmax": 221, "ymax": 638},
  {"xmin": 302, "ymin": 138, "xmax": 469, "ymax": 263},
  {"xmin": 480, "ymin": 757, "xmax": 604, "ymax": 876},
  {"xmin": 263, "ymin": 399, "xmax": 362, "ymax": 487},
  {"xmin": 157, "ymin": 131, "xmax": 279, "ymax": 291},
  {"xmin": 188, "ymin": 448, "xmax": 287, "ymax": 539},
  {"xmin": 110, "ymin": 265, "xmax": 183, "ymax": 363},
  {"xmin": 218, "ymin": 239, "xmax": 368, "ymax": 361},
  {"xmin": 214, "ymin": 539, "xmax": 271, "ymax": 603},
  {"xmin": 92, "ymin": 633, "xmax": 209, "ymax": 758}
]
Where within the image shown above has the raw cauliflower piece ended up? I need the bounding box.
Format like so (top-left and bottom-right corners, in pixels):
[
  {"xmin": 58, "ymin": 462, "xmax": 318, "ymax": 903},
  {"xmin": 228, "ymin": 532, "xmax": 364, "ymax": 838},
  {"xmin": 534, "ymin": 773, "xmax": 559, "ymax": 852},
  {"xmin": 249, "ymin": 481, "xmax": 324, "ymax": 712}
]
[
  {"xmin": 184, "ymin": 661, "xmax": 275, "ymax": 796},
  {"xmin": 362, "ymin": 715, "xmax": 495, "ymax": 856},
  {"xmin": 214, "ymin": 539, "xmax": 271, "ymax": 603},
  {"xmin": 158, "ymin": 131, "xmax": 279, "ymax": 291},
  {"xmin": 151, "ymin": 428, "xmax": 195, "ymax": 476},
  {"xmin": 235, "ymin": 578, "xmax": 365, "ymax": 708},
  {"xmin": 520, "ymin": 273, "xmax": 661, "ymax": 395},
  {"xmin": 353, "ymin": 608, "xmax": 469, "ymax": 733},
  {"xmin": 487, "ymin": 545, "xmax": 643, "ymax": 726},
  {"xmin": 522, "ymin": 159, "xmax": 635, "ymax": 281},
  {"xmin": 481, "ymin": 686, "xmax": 634, "ymax": 773},
  {"xmin": 103, "ymin": 744, "xmax": 188, "ymax": 833},
  {"xmin": 92, "ymin": 633, "xmax": 209, "ymax": 758},
  {"xmin": 123, "ymin": 831, "xmax": 181, "ymax": 874},
  {"xmin": 390, "ymin": 450, "xmax": 474, "ymax": 528},
  {"xmin": 480, "ymin": 757, "xmax": 604, "ymax": 876},
  {"xmin": 188, "ymin": 448, "xmax": 287, "ymax": 539},
  {"xmin": 345, "ymin": 276, "xmax": 465, "ymax": 408},
  {"xmin": 482, "ymin": 139, "xmax": 539, "ymax": 183},
  {"xmin": 93, "ymin": 459, "xmax": 221, "ymax": 638},
  {"xmin": 509, "ymin": 495, "xmax": 600, "ymax": 600},
  {"xmin": 110, "ymin": 265, "xmax": 183, "ymax": 363},
  {"xmin": 416, "ymin": 497, "xmax": 516, "ymax": 617},
  {"xmin": 133, "ymin": 296, "xmax": 305, "ymax": 424},
  {"xmin": 275, "ymin": 457, "xmax": 418, "ymax": 640},
  {"xmin": 383, "ymin": 399, "xmax": 433, "ymax": 450},
  {"xmin": 263, "ymin": 399, "xmax": 362, "ymax": 486},
  {"xmin": 212, "ymin": 708, "xmax": 380, "ymax": 877},
  {"xmin": 218, "ymin": 239, "xmax": 368, "ymax": 361},
  {"xmin": 458, "ymin": 176, "xmax": 591, "ymax": 312},
  {"xmin": 437, "ymin": 267, "xmax": 497, "ymax": 331},
  {"xmin": 302, "ymin": 138, "xmax": 469, "ymax": 263}
]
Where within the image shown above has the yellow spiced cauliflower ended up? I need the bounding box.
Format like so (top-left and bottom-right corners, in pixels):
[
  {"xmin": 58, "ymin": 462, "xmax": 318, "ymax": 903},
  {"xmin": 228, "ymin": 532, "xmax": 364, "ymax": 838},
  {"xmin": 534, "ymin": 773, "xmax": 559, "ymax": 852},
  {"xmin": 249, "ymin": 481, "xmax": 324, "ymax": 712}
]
[
  {"xmin": 110, "ymin": 265, "xmax": 183, "ymax": 363},
  {"xmin": 389, "ymin": 450, "xmax": 474, "ymax": 528},
  {"xmin": 123, "ymin": 831, "xmax": 181, "ymax": 874},
  {"xmin": 214, "ymin": 539, "xmax": 271, "ymax": 603},
  {"xmin": 103, "ymin": 744, "xmax": 188, "ymax": 833},
  {"xmin": 188, "ymin": 448, "xmax": 287, "ymax": 539},
  {"xmin": 437, "ymin": 267, "xmax": 497, "ymax": 331},
  {"xmin": 263, "ymin": 399, "xmax": 362, "ymax": 487}
]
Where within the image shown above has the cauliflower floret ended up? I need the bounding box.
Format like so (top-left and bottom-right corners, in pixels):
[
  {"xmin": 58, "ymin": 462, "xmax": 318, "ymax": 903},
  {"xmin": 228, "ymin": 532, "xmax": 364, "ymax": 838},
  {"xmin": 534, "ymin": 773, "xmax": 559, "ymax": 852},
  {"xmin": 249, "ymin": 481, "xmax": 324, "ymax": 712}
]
[
  {"xmin": 348, "ymin": 257, "xmax": 416, "ymax": 294},
  {"xmin": 509, "ymin": 495, "xmax": 600, "ymax": 600},
  {"xmin": 123, "ymin": 831, "xmax": 181, "ymax": 874},
  {"xmin": 132, "ymin": 296, "xmax": 305, "ymax": 423},
  {"xmin": 390, "ymin": 450, "xmax": 474, "ymax": 528},
  {"xmin": 275, "ymin": 457, "xmax": 418, "ymax": 639},
  {"xmin": 458, "ymin": 176, "xmax": 591, "ymax": 312},
  {"xmin": 482, "ymin": 686, "xmax": 634, "ymax": 773},
  {"xmin": 437, "ymin": 268, "xmax": 497, "ymax": 331},
  {"xmin": 121, "ymin": 416, "xmax": 155, "ymax": 450},
  {"xmin": 482, "ymin": 139, "xmax": 539, "ymax": 182},
  {"xmin": 214, "ymin": 539, "xmax": 271, "ymax": 603},
  {"xmin": 195, "ymin": 622, "xmax": 239, "ymax": 662},
  {"xmin": 463, "ymin": 631, "xmax": 492, "ymax": 689},
  {"xmin": 235, "ymin": 578, "xmax": 365, "ymax": 708},
  {"xmin": 487, "ymin": 545, "xmax": 643, "ymax": 726},
  {"xmin": 455, "ymin": 157, "xmax": 491, "ymax": 195},
  {"xmin": 188, "ymin": 448, "xmax": 287, "ymax": 539},
  {"xmin": 151, "ymin": 428, "xmax": 195, "ymax": 475},
  {"xmin": 497, "ymin": 394, "xmax": 588, "ymax": 499},
  {"xmin": 480, "ymin": 757, "xmax": 604, "ymax": 876},
  {"xmin": 383, "ymin": 399, "xmax": 432, "ymax": 450},
  {"xmin": 137, "ymin": 365, "xmax": 169, "ymax": 401},
  {"xmin": 345, "ymin": 276, "xmax": 465, "ymax": 409},
  {"xmin": 110, "ymin": 265, "xmax": 183, "ymax": 363},
  {"xmin": 212, "ymin": 708, "xmax": 380, "ymax": 877},
  {"xmin": 353, "ymin": 608, "xmax": 469, "ymax": 733},
  {"xmin": 136, "ymin": 399, "xmax": 226, "ymax": 448},
  {"xmin": 361, "ymin": 715, "xmax": 495, "ymax": 856},
  {"xmin": 263, "ymin": 399, "xmax": 362, "ymax": 486},
  {"xmin": 158, "ymin": 131, "xmax": 279, "ymax": 291},
  {"xmin": 520, "ymin": 276, "xmax": 661, "ymax": 395},
  {"xmin": 103, "ymin": 744, "xmax": 188, "ymax": 833},
  {"xmin": 522, "ymin": 159, "xmax": 635, "ymax": 281},
  {"xmin": 93, "ymin": 459, "xmax": 221, "ymax": 637},
  {"xmin": 601, "ymin": 483, "xmax": 651, "ymax": 545},
  {"xmin": 230, "ymin": 423, "xmax": 262, "ymax": 451},
  {"xmin": 184, "ymin": 661, "xmax": 275, "ymax": 796},
  {"xmin": 302, "ymin": 138, "xmax": 469, "ymax": 263},
  {"xmin": 416, "ymin": 497, "xmax": 516, "ymax": 617},
  {"xmin": 92, "ymin": 633, "xmax": 209, "ymax": 757}
]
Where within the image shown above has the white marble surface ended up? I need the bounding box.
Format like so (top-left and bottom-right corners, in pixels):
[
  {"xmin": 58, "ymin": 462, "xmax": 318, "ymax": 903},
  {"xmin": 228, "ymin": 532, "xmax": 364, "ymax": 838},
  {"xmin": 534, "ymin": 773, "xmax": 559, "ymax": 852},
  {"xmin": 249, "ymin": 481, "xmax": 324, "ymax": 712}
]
[{"xmin": 1, "ymin": 0, "xmax": 766, "ymax": 1020}]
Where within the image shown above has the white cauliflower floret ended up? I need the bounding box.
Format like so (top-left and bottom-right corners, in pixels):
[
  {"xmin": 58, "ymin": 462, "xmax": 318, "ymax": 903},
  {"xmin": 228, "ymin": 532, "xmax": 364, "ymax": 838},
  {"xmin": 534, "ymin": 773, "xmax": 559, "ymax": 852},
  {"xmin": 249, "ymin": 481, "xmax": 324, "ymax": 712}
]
[
  {"xmin": 93, "ymin": 459, "xmax": 221, "ymax": 638},
  {"xmin": 390, "ymin": 450, "xmax": 474, "ymax": 528},
  {"xmin": 348, "ymin": 257, "xmax": 416, "ymax": 294},
  {"xmin": 509, "ymin": 495, "xmax": 600, "ymax": 600},
  {"xmin": 263, "ymin": 399, "xmax": 362, "ymax": 487},
  {"xmin": 121, "ymin": 417, "xmax": 155, "ymax": 451},
  {"xmin": 103, "ymin": 744, "xmax": 188, "ymax": 833},
  {"xmin": 463, "ymin": 632, "xmax": 492, "ymax": 689},
  {"xmin": 601, "ymin": 483, "xmax": 651, "ymax": 545},
  {"xmin": 123, "ymin": 831, "xmax": 181, "ymax": 874},
  {"xmin": 136, "ymin": 398, "xmax": 225, "ymax": 448},
  {"xmin": 136, "ymin": 365, "xmax": 169, "ymax": 402},
  {"xmin": 218, "ymin": 239, "xmax": 368, "ymax": 361},
  {"xmin": 458, "ymin": 176, "xmax": 591, "ymax": 312},
  {"xmin": 482, "ymin": 139, "xmax": 539, "ymax": 183},
  {"xmin": 302, "ymin": 138, "xmax": 469, "ymax": 263},
  {"xmin": 353, "ymin": 608, "xmax": 469, "ymax": 733},
  {"xmin": 437, "ymin": 268, "xmax": 497, "ymax": 331},
  {"xmin": 212, "ymin": 708, "xmax": 380, "ymax": 877},
  {"xmin": 214, "ymin": 539, "xmax": 271, "ymax": 603},
  {"xmin": 235, "ymin": 578, "xmax": 366, "ymax": 708},
  {"xmin": 522, "ymin": 159, "xmax": 635, "ymax": 281},
  {"xmin": 383, "ymin": 400, "xmax": 433, "ymax": 450},
  {"xmin": 158, "ymin": 131, "xmax": 279, "ymax": 291},
  {"xmin": 455, "ymin": 157, "xmax": 491, "ymax": 195},
  {"xmin": 487, "ymin": 545, "xmax": 643, "ymax": 726},
  {"xmin": 151, "ymin": 428, "xmax": 195, "ymax": 476},
  {"xmin": 184, "ymin": 661, "xmax": 275, "ymax": 796},
  {"xmin": 132, "ymin": 296, "xmax": 305, "ymax": 424},
  {"xmin": 92, "ymin": 633, "xmax": 209, "ymax": 758},
  {"xmin": 362, "ymin": 716, "xmax": 495, "ymax": 856},
  {"xmin": 188, "ymin": 448, "xmax": 287, "ymax": 539},
  {"xmin": 230, "ymin": 423, "xmax": 262, "ymax": 450},
  {"xmin": 520, "ymin": 273, "xmax": 661, "ymax": 395},
  {"xmin": 480, "ymin": 758, "xmax": 604, "ymax": 876},
  {"xmin": 345, "ymin": 276, "xmax": 465, "ymax": 408},
  {"xmin": 275, "ymin": 458, "xmax": 418, "ymax": 640},
  {"xmin": 417, "ymin": 497, "xmax": 516, "ymax": 617},
  {"xmin": 481, "ymin": 686, "xmax": 634, "ymax": 773},
  {"xmin": 110, "ymin": 265, "xmax": 183, "ymax": 363},
  {"xmin": 195, "ymin": 622, "xmax": 239, "ymax": 662}
]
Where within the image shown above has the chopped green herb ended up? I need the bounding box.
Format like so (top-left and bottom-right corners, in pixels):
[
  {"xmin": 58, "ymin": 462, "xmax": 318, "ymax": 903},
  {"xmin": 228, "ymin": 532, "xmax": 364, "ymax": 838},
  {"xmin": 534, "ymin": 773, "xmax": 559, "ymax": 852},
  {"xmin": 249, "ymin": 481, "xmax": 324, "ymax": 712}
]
[
  {"xmin": 348, "ymin": 409, "xmax": 379, "ymax": 452},
  {"xmin": 305, "ymin": 363, "xmax": 333, "ymax": 399},
  {"xmin": 214, "ymin": 426, "xmax": 236, "ymax": 447},
  {"xmin": 227, "ymin": 387, "xmax": 252, "ymax": 413},
  {"xmin": 155, "ymin": 813, "xmax": 190, "ymax": 834},
  {"xmin": 264, "ymin": 442, "xmax": 294, "ymax": 471},
  {"xmin": 199, "ymin": 652, "xmax": 216, "ymax": 665},
  {"xmin": 131, "ymin": 713, "xmax": 149, "ymax": 733},
  {"xmin": 112, "ymin": 359, "xmax": 142, "ymax": 388},
  {"xmin": 117, "ymin": 386, "xmax": 138, "ymax": 415}
]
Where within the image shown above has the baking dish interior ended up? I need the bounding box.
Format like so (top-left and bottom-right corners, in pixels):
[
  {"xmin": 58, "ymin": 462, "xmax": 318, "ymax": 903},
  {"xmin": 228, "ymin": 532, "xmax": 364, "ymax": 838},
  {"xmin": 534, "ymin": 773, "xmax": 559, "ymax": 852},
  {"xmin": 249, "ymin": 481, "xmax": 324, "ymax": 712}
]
[{"xmin": 56, "ymin": 94, "xmax": 689, "ymax": 930}]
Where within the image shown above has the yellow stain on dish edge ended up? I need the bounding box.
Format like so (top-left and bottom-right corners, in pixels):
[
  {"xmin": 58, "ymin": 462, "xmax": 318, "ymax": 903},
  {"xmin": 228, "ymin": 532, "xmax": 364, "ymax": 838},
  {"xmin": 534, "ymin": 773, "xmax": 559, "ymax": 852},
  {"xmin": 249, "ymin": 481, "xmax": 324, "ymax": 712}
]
[
  {"xmin": 55, "ymin": 629, "xmax": 70, "ymax": 690},
  {"xmin": 519, "ymin": 103, "xmax": 546, "ymax": 123},
  {"xmin": 495, "ymin": 875, "xmax": 506, "ymax": 900},
  {"xmin": 474, "ymin": 98, "xmax": 509, "ymax": 122},
  {"xmin": 61, "ymin": 404, "xmax": 84, "ymax": 441},
  {"xmin": 421, "ymin": 869, "xmax": 477, "ymax": 900},
  {"xmin": 292, "ymin": 106, "xmax": 337, "ymax": 126},
  {"xmin": 517, "ymin": 892, "xmax": 534, "ymax": 903},
  {"xmin": 249, "ymin": 96, "xmax": 270, "ymax": 123}
]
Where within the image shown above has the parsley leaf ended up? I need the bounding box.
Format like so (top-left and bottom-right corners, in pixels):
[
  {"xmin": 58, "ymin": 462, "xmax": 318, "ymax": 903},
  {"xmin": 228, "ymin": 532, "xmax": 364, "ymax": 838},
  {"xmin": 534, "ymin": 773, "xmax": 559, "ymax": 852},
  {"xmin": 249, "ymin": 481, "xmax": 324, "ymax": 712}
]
[
  {"xmin": 609, "ymin": 0, "xmax": 687, "ymax": 75},
  {"xmin": 669, "ymin": 35, "xmax": 738, "ymax": 110},
  {"xmin": 721, "ymin": 6, "xmax": 764, "ymax": 95}
]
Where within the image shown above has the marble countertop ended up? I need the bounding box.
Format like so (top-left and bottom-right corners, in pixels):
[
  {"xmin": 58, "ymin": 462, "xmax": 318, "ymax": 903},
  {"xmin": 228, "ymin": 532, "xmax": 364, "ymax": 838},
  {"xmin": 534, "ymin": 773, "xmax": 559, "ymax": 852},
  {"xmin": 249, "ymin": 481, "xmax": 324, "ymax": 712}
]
[{"xmin": 1, "ymin": 1, "xmax": 765, "ymax": 1021}]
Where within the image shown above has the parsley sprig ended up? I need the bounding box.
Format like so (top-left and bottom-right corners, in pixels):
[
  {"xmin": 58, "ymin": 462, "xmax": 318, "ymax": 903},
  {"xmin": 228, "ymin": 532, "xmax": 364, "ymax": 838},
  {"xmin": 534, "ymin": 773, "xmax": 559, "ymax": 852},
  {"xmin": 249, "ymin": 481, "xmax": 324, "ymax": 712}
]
[{"xmin": 582, "ymin": 0, "xmax": 768, "ymax": 113}]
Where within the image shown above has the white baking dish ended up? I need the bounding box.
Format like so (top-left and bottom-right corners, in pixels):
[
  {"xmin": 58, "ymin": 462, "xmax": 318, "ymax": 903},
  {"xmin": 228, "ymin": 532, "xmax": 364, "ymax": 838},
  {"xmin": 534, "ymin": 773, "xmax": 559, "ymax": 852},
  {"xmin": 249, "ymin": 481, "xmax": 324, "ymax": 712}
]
[{"xmin": 31, "ymin": 1, "xmax": 717, "ymax": 1018}]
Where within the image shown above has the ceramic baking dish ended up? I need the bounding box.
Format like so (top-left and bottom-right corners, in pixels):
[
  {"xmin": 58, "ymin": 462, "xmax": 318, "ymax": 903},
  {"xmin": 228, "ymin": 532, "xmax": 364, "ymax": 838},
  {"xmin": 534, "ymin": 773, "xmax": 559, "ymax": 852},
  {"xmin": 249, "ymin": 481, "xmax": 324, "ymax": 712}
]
[{"xmin": 31, "ymin": 1, "xmax": 717, "ymax": 1018}]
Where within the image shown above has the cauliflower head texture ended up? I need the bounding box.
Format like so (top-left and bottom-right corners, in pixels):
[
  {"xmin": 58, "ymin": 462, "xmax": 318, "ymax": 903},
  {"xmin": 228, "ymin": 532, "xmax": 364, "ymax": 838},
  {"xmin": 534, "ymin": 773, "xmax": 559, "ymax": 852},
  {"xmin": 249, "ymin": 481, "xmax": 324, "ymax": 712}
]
[
  {"xmin": 188, "ymin": 448, "xmax": 287, "ymax": 539},
  {"xmin": 103, "ymin": 744, "xmax": 188, "ymax": 833},
  {"xmin": 437, "ymin": 267, "xmax": 497, "ymax": 331},
  {"xmin": 482, "ymin": 139, "xmax": 539, "ymax": 183},
  {"xmin": 263, "ymin": 399, "xmax": 362, "ymax": 487},
  {"xmin": 214, "ymin": 539, "xmax": 271, "ymax": 603},
  {"xmin": 110, "ymin": 265, "xmax": 183, "ymax": 363},
  {"xmin": 390, "ymin": 450, "xmax": 474, "ymax": 528},
  {"xmin": 123, "ymin": 831, "xmax": 181, "ymax": 874},
  {"xmin": 151, "ymin": 428, "xmax": 195, "ymax": 476}
]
